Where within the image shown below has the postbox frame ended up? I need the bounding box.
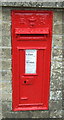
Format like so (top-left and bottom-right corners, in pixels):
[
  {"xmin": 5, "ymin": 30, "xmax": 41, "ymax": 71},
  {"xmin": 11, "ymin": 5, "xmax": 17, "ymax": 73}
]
[{"xmin": 11, "ymin": 10, "xmax": 53, "ymax": 111}]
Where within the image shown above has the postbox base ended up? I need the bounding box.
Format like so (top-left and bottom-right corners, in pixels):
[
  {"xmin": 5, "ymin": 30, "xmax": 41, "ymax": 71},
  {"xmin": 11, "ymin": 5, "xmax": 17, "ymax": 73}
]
[{"xmin": 12, "ymin": 106, "xmax": 48, "ymax": 111}]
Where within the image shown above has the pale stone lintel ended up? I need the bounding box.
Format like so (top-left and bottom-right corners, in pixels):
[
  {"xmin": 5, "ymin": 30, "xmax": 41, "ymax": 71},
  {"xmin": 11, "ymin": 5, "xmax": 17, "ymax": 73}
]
[{"xmin": 0, "ymin": 2, "xmax": 64, "ymax": 8}]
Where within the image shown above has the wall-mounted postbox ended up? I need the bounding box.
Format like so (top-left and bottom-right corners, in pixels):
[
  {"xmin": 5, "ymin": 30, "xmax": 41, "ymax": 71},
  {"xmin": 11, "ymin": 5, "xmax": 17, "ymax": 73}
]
[{"xmin": 12, "ymin": 10, "xmax": 53, "ymax": 111}]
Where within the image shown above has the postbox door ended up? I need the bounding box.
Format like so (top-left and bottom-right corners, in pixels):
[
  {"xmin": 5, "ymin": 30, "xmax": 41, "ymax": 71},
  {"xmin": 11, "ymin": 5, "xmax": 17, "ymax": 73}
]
[{"xmin": 19, "ymin": 48, "xmax": 45, "ymax": 105}]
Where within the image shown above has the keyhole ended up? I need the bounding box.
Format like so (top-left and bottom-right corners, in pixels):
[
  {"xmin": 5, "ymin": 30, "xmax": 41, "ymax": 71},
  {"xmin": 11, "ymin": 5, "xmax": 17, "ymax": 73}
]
[{"xmin": 24, "ymin": 80, "xmax": 26, "ymax": 83}]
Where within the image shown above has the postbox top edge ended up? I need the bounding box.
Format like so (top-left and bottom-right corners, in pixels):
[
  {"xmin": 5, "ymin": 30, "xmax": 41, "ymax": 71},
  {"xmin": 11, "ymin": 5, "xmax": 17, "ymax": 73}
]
[{"xmin": 11, "ymin": 10, "xmax": 53, "ymax": 14}]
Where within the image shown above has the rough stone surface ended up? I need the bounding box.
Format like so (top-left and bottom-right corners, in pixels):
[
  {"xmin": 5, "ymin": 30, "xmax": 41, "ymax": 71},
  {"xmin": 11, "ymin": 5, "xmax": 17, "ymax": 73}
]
[
  {"xmin": 2, "ymin": 60, "xmax": 11, "ymax": 70},
  {"xmin": 0, "ymin": 6, "xmax": 2, "ymax": 120},
  {"xmin": 62, "ymin": 11, "xmax": 64, "ymax": 117},
  {"xmin": 2, "ymin": 48, "xmax": 11, "ymax": 59},
  {"xmin": 62, "ymin": 110, "xmax": 64, "ymax": 118},
  {"xmin": 0, "ymin": 1, "xmax": 63, "ymax": 8},
  {"xmin": 2, "ymin": 23, "xmax": 11, "ymax": 36},
  {"xmin": 31, "ymin": 111, "xmax": 49, "ymax": 118},
  {"xmin": 49, "ymin": 100, "xmax": 62, "ymax": 111},
  {"xmin": 50, "ymin": 110, "xmax": 62, "ymax": 118},
  {"xmin": 52, "ymin": 35, "xmax": 62, "ymax": 48},
  {"xmin": 0, "ymin": 0, "xmax": 64, "ymax": 2},
  {"xmin": 53, "ymin": 11, "xmax": 62, "ymax": 35},
  {"xmin": 50, "ymin": 90, "xmax": 62, "ymax": 100},
  {"xmin": 2, "ymin": 93, "xmax": 12, "ymax": 102},
  {"xmin": 2, "ymin": 70, "xmax": 11, "ymax": 81},
  {"xmin": 2, "ymin": 81, "xmax": 12, "ymax": 94},
  {"xmin": 62, "ymin": 100, "xmax": 64, "ymax": 110},
  {"xmin": 1, "ymin": 6, "xmax": 63, "ymax": 119},
  {"xmin": 2, "ymin": 36, "xmax": 11, "ymax": 47}
]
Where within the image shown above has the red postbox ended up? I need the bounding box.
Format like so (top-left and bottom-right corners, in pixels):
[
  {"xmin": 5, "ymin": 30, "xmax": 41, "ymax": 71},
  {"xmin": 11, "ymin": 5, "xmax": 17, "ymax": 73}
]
[{"xmin": 12, "ymin": 10, "xmax": 53, "ymax": 111}]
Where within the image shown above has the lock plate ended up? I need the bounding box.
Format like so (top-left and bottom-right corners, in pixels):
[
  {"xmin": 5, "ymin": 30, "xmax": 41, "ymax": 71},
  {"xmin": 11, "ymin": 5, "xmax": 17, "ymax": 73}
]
[{"xmin": 21, "ymin": 77, "xmax": 33, "ymax": 85}]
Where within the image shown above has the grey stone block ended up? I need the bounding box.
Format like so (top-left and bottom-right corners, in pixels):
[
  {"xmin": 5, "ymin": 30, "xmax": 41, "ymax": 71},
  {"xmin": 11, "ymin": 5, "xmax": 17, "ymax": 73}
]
[
  {"xmin": 2, "ymin": 36, "xmax": 11, "ymax": 47},
  {"xmin": 2, "ymin": 48, "xmax": 11, "ymax": 59},
  {"xmin": 0, "ymin": 101, "xmax": 2, "ymax": 113},
  {"xmin": 62, "ymin": 41, "xmax": 64, "ymax": 48},
  {"xmin": 0, "ymin": 82, "xmax": 2, "ymax": 102},
  {"xmin": 62, "ymin": 100, "xmax": 64, "ymax": 110},
  {"xmin": 0, "ymin": 114, "xmax": 2, "ymax": 120},
  {"xmin": 1, "ymin": 0, "xmax": 37, "ymax": 1},
  {"xmin": 62, "ymin": 90, "xmax": 64, "ymax": 99},
  {"xmin": 2, "ymin": 8, "xmax": 11, "ymax": 22},
  {"xmin": 52, "ymin": 35, "xmax": 62, "ymax": 48},
  {"xmin": 1, "ymin": 2, "xmax": 63, "ymax": 8},
  {"xmin": 51, "ymin": 60, "xmax": 62, "ymax": 76},
  {"xmin": 2, "ymin": 70, "xmax": 12, "ymax": 81},
  {"xmin": 50, "ymin": 110, "xmax": 62, "ymax": 118},
  {"xmin": 62, "ymin": 49, "xmax": 64, "ymax": 58},
  {"xmin": 2, "ymin": 111, "xmax": 32, "ymax": 118},
  {"xmin": 50, "ymin": 77, "xmax": 62, "ymax": 90},
  {"xmin": 3, "ymin": 110, "xmax": 49, "ymax": 118},
  {"xmin": 0, "ymin": 58, "xmax": 2, "ymax": 71},
  {"xmin": 49, "ymin": 100, "xmax": 62, "ymax": 111},
  {"xmin": 62, "ymin": 110, "xmax": 64, "ymax": 118},
  {"xmin": 62, "ymin": 62, "xmax": 64, "ymax": 68},
  {"xmin": 0, "ymin": 35, "xmax": 2, "ymax": 46},
  {"xmin": 2, "ymin": 81, "xmax": 12, "ymax": 94},
  {"xmin": 2, "ymin": 101, "xmax": 12, "ymax": 112},
  {"xmin": 50, "ymin": 60, "xmax": 62, "ymax": 91},
  {"xmin": 2, "ymin": 22, "xmax": 11, "ymax": 36},
  {"xmin": 53, "ymin": 11, "xmax": 62, "ymax": 23},
  {"xmin": 51, "ymin": 59, "xmax": 62, "ymax": 70},
  {"xmin": 31, "ymin": 111, "xmax": 49, "ymax": 118},
  {"xmin": 62, "ymin": 77, "xmax": 64, "ymax": 89},
  {"xmin": 62, "ymin": 25, "xmax": 64, "ymax": 34},
  {"xmin": 53, "ymin": 11, "xmax": 62, "ymax": 35},
  {"xmin": 62, "ymin": 74, "xmax": 64, "ymax": 85},
  {"xmin": 2, "ymin": 60, "xmax": 11, "ymax": 70},
  {"xmin": 42, "ymin": 2, "xmax": 55, "ymax": 8},
  {"xmin": 63, "ymin": 4, "xmax": 64, "ymax": 10},
  {"xmin": 51, "ymin": 55, "xmax": 63, "ymax": 62},
  {"xmin": 52, "ymin": 48, "xmax": 62, "ymax": 58},
  {"xmin": 2, "ymin": 112, "xmax": 19, "ymax": 118},
  {"xmin": 50, "ymin": 90, "xmax": 62, "ymax": 100},
  {"xmin": 2, "ymin": 93, "xmax": 12, "ymax": 102},
  {"xmin": 0, "ymin": 30, "xmax": 2, "ymax": 37},
  {"xmin": 53, "ymin": 23, "xmax": 62, "ymax": 35}
]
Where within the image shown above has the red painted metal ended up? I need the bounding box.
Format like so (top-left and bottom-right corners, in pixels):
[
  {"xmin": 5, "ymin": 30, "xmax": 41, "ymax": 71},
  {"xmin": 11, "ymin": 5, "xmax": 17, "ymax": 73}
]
[{"xmin": 11, "ymin": 10, "xmax": 53, "ymax": 111}]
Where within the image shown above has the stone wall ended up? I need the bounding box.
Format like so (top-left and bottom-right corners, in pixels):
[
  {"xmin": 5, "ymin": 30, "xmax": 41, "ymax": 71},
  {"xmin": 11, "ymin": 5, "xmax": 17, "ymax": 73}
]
[
  {"xmin": 1, "ymin": 2, "xmax": 64, "ymax": 119},
  {"xmin": 0, "ymin": 0, "xmax": 64, "ymax": 2},
  {"xmin": 0, "ymin": 6, "xmax": 2, "ymax": 120},
  {"xmin": 62, "ymin": 10, "xmax": 64, "ymax": 118}
]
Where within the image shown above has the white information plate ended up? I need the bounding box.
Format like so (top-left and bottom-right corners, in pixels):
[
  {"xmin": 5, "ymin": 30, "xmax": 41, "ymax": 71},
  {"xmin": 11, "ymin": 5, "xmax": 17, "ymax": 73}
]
[{"xmin": 25, "ymin": 49, "xmax": 37, "ymax": 74}]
